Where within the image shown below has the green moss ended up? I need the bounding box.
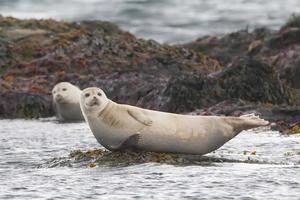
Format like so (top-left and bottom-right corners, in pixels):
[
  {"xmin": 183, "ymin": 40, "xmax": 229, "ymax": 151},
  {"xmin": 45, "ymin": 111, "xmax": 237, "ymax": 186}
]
[
  {"xmin": 21, "ymin": 45, "xmax": 37, "ymax": 59},
  {"xmin": 283, "ymin": 14, "xmax": 300, "ymax": 29},
  {"xmin": 0, "ymin": 16, "xmax": 80, "ymax": 33},
  {"xmin": 16, "ymin": 94, "xmax": 51, "ymax": 119},
  {"xmin": 243, "ymin": 150, "xmax": 257, "ymax": 155},
  {"xmin": 0, "ymin": 65, "xmax": 8, "ymax": 75},
  {"xmin": 18, "ymin": 101, "xmax": 41, "ymax": 119},
  {"xmin": 284, "ymin": 152, "xmax": 294, "ymax": 156},
  {"xmin": 68, "ymin": 149, "xmax": 182, "ymax": 166},
  {"xmin": 87, "ymin": 163, "xmax": 97, "ymax": 168},
  {"xmin": 288, "ymin": 125, "xmax": 300, "ymax": 134},
  {"xmin": 69, "ymin": 149, "xmax": 105, "ymax": 160}
]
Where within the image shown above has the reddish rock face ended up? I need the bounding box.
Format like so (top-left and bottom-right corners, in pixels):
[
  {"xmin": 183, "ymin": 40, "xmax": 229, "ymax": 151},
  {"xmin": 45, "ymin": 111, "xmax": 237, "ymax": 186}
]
[
  {"xmin": 0, "ymin": 16, "xmax": 222, "ymax": 118},
  {"xmin": 0, "ymin": 15, "xmax": 296, "ymax": 126}
]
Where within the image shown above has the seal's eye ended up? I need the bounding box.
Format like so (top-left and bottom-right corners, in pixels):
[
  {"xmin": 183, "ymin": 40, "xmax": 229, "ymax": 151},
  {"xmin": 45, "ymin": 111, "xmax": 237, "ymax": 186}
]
[
  {"xmin": 85, "ymin": 93, "xmax": 90, "ymax": 98},
  {"xmin": 97, "ymin": 92, "xmax": 102, "ymax": 96},
  {"xmin": 62, "ymin": 88, "xmax": 67, "ymax": 91}
]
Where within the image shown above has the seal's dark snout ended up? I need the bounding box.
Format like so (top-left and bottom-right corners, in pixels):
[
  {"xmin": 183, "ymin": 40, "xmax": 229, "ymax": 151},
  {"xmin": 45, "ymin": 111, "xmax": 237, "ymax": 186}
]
[
  {"xmin": 55, "ymin": 94, "xmax": 63, "ymax": 101},
  {"xmin": 89, "ymin": 96, "xmax": 100, "ymax": 106}
]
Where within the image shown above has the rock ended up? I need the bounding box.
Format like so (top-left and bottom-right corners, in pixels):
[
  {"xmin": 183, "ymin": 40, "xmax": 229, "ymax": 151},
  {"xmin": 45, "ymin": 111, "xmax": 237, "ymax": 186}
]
[
  {"xmin": 0, "ymin": 37, "xmax": 9, "ymax": 73},
  {"xmin": 269, "ymin": 46, "xmax": 300, "ymax": 89},
  {"xmin": 267, "ymin": 27, "xmax": 300, "ymax": 49},
  {"xmin": 190, "ymin": 99, "xmax": 300, "ymax": 133},
  {"xmin": 216, "ymin": 57, "xmax": 292, "ymax": 105},
  {"xmin": 0, "ymin": 92, "xmax": 54, "ymax": 118},
  {"xmin": 183, "ymin": 28, "xmax": 272, "ymax": 66},
  {"xmin": 0, "ymin": 16, "xmax": 296, "ymax": 126},
  {"xmin": 280, "ymin": 14, "xmax": 300, "ymax": 30},
  {"xmin": 0, "ymin": 16, "xmax": 221, "ymax": 118},
  {"xmin": 184, "ymin": 15, "xmax": 300, "ymax": 107},
  {"xmin": 41, "ymin": 148, "xmax": 267, "ymax": 168}
]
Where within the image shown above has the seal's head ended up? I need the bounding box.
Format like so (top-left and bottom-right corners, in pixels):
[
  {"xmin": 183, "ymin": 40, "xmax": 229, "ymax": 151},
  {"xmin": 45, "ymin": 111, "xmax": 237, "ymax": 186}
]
[
  {"xmin": 80, "ymin": 87, "xmax": 108, "ymax": 115},
  {"xmin": 52, "ymin": 82, "xmax": 81, "ymax": 104}
]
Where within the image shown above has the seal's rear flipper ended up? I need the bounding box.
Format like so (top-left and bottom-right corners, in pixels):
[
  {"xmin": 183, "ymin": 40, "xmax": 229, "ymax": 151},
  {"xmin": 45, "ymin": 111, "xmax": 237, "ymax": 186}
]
[
  {"xmin": 109, "ymin": 134, "xmax": 141, "ymax": 151},
  {"xmin": 239, "ymin": 113, "xmax": 269, "ymax": 126},
  {"xmin": 225, "ymin": 113, "xmax": 269, "ymax": 134}
]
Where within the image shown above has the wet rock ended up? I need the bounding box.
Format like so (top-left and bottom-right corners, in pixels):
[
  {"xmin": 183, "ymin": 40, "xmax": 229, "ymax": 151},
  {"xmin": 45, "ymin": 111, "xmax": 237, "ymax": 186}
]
[
  {"xmin": 269, "ymin": 46, "xmax": 300, "ymax": 89},
  {"xmin": 289, "ymin": 125, "xmax": 300, "ymax": 134},
  {"xmin": 183, "ymin": 28, "xmax": 272, "ymax": 66},
  {"xmin": 42, "ymin": 149, "xmax": 269, "ymax": 168},
  {"xmin": 0, "ymin": 92, "xmax": 54, "ymax": 118},
  {"xmin": 216, "ymin": 57, "xmax": 292, "ymax": 104},
  {"xmin": 280, "ymin": 14, "xmax": 300, "ymax": 30},
  {"xmin": 184, "ymin": 14, "xmax": 300, "ymax": 108},
  {"xmin": 190, "ymin": 99, "xmax": 300, "ymax": 133},
  {"xmin": 0, "ymin": 37, "xmax": 9, "ymax": 73},
  {"xmin": 0, "ymin": 16, "xmax": 296, "ymax": 124},
  {"xmin": 0, "ymin": 16, "xmax": 221, "ymax": 118},
  {"xmin": 262, "ymin": 19, "xmax": 300, "ymax": 100},
  {"xmin": 267, "ymin": 27, "xmax": 300, "ymax": 49}
]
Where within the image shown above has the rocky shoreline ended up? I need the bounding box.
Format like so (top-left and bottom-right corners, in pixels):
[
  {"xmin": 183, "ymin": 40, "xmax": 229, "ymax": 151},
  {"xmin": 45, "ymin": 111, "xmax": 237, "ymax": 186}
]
[{"xmin": 0, "ymin": 15, "xmax": 300, "ymax": 134}]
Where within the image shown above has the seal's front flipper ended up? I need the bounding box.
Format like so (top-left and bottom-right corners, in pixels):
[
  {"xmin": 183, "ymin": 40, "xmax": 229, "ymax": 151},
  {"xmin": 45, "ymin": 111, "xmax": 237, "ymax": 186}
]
[
  {"xmin": 127, "ymin": 109, "xmax": 153, "ymax": 126},
  {"xmin": 109, "ymin": 134, "xmax": 141, "ymax": 151}
]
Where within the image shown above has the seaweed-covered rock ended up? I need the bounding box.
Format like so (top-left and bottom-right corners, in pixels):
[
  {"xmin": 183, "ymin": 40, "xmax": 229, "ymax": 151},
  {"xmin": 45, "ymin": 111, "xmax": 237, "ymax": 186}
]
[
  {"xmin": 269, "ymin": 46, "xmax": 300, "ymax": 89},
  {"xmin": 0, "ymin": 37, "xmax": 9, "ymax": 73},
  {"xmin": 0, "ymin": 16, "xmax": 222, "ymax": 118},
  {"xmin": 0, "ymin": 16, "xmax": 295, "ymax": 119},
  {"xmin": 183, "ymin": 28, "xmax": 272, "ymax": 66},
  {"xmin": 267, "ymin": 27, "xmax": 300, "ymax": 49},
  {"xmin": 217, "ymin": 57, "xmax": 292, "ymax": 104},
  {"xmin": 0, "ymin": 92, "xmax": 54, "ymax": 118},
  {"xmin": 261, "ymin": 18, "xmax": 300, "ymax": 103},
  {"xmin": 42, "ymin": 148, "xmax": 267, "ymax": 168},
  {"xmin": 184, "ymin": 15, "xmax": 300, "ymax": 107},
  {"xmin": 280, "ymin": 14, "xmax": 300, "ymax": 30},
  {"xmin": 189, "ymin": 99, "xmax": 300, "ymax": 133}
]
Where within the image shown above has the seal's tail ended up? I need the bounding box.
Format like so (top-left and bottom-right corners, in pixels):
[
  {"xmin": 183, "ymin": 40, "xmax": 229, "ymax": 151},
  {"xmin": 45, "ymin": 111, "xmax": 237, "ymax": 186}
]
[
  {"xmin": 225, "ymin": 113, "xmax": 269, "ymax": 133},
  {"xmin": 239, "ymin": 113, "xmax": 269, "ymax": 127}
]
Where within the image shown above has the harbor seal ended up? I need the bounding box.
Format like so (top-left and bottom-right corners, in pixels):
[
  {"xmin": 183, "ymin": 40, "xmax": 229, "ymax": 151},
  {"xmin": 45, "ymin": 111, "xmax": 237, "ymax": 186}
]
[
  {"xmin": 52, "ymin": 82, "xmax": 84, "ymax": 121},
  {"xmin": 80, "ymin": 87, "xmax": 269, "ymax": 155}
]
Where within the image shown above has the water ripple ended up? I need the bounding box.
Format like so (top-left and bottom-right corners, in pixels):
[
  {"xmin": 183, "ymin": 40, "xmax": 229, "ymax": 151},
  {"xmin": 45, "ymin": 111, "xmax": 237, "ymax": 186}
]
[{"xmin": 0, "ymin": 119, "xmax": 300, "ymax": 199}]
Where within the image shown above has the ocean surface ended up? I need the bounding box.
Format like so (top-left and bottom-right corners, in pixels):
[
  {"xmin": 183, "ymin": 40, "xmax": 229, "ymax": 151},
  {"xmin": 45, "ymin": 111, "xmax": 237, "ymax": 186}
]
[
  {"xmin": 0, "ymin": 119, "xmax": 300, "ymax": 199},
  {"xmin": 0, "ymin": 0, "xmax": 299, "ymax": 43},
  {"xmin": 1, "ymin": 1, "xmax": 300, "ymax": 199}
]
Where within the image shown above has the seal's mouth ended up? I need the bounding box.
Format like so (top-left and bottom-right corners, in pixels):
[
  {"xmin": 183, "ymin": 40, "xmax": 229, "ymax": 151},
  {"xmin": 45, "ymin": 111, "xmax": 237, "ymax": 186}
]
[
  {"xmin": 55, "ymin": 96, "xmax": 65, "ymax": 104},
  {"xmin": 86, "ymin": 99, "xmax": 100, "ymax": 107}
]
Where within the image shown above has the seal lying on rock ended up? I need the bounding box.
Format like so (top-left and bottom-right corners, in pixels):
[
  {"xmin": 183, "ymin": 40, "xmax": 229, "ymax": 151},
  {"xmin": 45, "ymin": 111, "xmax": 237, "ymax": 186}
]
[
  {"xmin": 52, "ymin": 82, "xmax": 84, "ymax": 121},
  {"xmin": 80, "ymin": 87, "xmax": 269, "ymax": 155}
]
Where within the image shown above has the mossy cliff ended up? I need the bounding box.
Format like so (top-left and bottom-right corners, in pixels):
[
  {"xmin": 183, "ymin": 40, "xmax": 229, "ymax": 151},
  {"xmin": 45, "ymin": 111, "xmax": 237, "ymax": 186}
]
[
  {"xmin": 183, "ymin": 15, "xmax": 300, "ymax": 133},
  {"xmin": 0, "ymin": 16, "xmax": 298, "ymax": 134}
]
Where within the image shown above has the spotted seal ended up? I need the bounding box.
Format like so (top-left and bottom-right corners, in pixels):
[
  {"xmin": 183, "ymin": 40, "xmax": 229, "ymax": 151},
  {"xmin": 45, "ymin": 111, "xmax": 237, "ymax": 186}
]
[
  {"xmin": 80, "ymin": 87, "xmax": 269, "ymax": 155},
  {"xmin": 52, "ymin": 82, "xmax": 84, "ymax": 121}
]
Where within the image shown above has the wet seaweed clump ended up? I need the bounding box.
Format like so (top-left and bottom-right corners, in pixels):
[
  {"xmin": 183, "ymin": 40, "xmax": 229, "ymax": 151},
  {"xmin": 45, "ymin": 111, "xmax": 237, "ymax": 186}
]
[
  {"xmin": 41, "ymin": 148, "xmax": 275, "ymax": 168},
  {"xmin": 70, "ymin": 149, "xmax": 105, "ymax": 160},
  {"xmin": 69, "ymin": 149, "xmax": 183, "ymax": 166},
  {"xmin": 43, "ymin": 149, "xmax": 224, "ymax": 168},
  {"xmin": 288, "ymin": 124, "xmax": 300, "ymax": 134},
  {"xmin": 281, "ymin": 14, "xmax": 300, "ymax": 29}
]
